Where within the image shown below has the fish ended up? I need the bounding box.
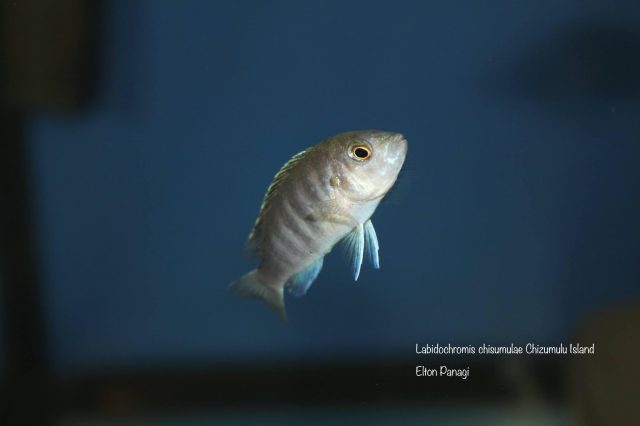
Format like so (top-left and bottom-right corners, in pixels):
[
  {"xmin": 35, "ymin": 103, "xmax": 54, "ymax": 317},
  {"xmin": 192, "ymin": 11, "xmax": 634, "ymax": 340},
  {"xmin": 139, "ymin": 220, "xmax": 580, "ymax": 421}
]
[{"xmin": 228, "ymin": 130, "xmax": 408, "ymax": 320}]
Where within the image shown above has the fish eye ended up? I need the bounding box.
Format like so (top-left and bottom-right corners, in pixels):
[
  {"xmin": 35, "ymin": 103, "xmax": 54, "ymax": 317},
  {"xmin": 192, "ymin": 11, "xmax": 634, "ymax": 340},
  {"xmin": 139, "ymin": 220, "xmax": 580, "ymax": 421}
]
[{"xmin": 349, "ymin": 145, "xmax": 372, "ymax": 161}]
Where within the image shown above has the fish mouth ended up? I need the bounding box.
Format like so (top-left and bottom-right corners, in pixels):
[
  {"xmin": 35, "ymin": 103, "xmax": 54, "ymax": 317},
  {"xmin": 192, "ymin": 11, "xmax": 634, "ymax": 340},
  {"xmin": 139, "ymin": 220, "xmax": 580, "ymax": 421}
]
[{"xmin": 387, "ymin": 137, "xmax": 408, "ymax": 169}]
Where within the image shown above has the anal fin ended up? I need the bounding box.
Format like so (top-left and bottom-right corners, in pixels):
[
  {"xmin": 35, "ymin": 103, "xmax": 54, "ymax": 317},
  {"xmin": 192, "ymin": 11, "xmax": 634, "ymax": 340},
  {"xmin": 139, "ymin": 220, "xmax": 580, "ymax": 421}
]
[{"xmin": 286, "ymin": 257, "xmax": 324, "ymax": 297}]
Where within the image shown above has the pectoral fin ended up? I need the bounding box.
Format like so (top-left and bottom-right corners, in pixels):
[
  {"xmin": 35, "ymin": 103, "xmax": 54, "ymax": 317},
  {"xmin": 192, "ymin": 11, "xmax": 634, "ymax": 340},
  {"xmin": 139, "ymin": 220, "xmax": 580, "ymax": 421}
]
[
  {"xmin": 286, "ymin": 257, "xmax": 324, "ymax": 297},
  {"xmin": 342, "ymin": 219, "xmax": 380, "ymax": 281},
  {"xmin": 343, "ymin": 223, "xmax": 365, "ymax": 281},
  {"xmin": 364, "ymin": 219, "xmax": 380, "ymax": 269}
]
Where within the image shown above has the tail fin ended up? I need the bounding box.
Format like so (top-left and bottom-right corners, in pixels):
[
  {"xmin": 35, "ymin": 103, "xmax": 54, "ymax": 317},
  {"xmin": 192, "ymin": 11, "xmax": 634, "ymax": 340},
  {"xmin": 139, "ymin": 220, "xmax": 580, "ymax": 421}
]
[{"xmin": 227, "ymin": 270, "xmax": 287, "ymax": 321}]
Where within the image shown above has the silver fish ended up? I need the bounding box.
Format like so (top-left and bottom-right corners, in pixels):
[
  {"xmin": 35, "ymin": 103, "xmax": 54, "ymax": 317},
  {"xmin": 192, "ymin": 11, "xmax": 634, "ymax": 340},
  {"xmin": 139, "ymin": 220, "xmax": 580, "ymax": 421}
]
[{"xmin": 229, "ymin": 130, "xmax": 408, "ymax": 320}]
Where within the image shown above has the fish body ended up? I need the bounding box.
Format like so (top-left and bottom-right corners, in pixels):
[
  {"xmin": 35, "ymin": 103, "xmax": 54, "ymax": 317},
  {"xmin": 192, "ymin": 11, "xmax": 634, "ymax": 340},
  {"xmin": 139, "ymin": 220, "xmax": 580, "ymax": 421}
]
[{"xmin": 229, "ymin": 130, "xmax": 407, "ymax": 320}]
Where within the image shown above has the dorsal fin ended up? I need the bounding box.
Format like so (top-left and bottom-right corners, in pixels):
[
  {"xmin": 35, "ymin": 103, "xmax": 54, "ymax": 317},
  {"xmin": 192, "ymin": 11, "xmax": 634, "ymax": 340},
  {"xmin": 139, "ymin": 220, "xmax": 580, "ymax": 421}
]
[{"xmin": 246, "ymin": 148, "xmax": 310, "ymax": 252}]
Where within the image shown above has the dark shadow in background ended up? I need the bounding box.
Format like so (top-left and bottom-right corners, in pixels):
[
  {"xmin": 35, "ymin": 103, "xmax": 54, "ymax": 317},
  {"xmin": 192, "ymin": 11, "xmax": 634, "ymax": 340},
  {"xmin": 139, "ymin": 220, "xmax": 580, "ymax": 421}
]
[
  {"xmin": 491, "ymin": 21, "xmax": 640, "ymax": 321},
  {"xmin": 488, "ymin": 22, "xmax": 640, "ymax": 110},
  {"xmin": 0, "ymin": 0, "xmax": 101, "ymax": 424},
  {"xmin": 485, "ymin": 21, "xmax": 640, "ymax": 424},
  {"xmin": 1, "ymin": 0, "xmax": 101, "ymax": 109},
  {"xmin": 0, "ymin": 109, "xmax": 51, "ymax": 425},
  {"xmin": 516, "ymin": 26, "xmax": 640, "ymax": 100}
]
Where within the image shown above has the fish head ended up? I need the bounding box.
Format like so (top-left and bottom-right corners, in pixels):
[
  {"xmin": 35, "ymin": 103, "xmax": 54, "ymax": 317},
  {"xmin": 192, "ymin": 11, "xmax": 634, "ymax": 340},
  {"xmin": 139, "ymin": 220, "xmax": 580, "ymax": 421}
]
[{"xmin": 330, "ymin": 130, "xmax": 408, "ymax": 202}]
